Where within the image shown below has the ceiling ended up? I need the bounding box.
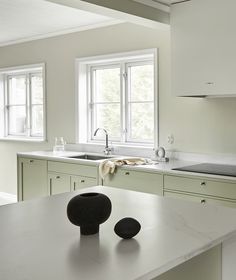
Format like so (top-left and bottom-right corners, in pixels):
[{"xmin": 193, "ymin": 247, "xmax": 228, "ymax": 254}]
[{"xmin": 0, "ymin": 0, "xmax": 118, "ymax": 47}]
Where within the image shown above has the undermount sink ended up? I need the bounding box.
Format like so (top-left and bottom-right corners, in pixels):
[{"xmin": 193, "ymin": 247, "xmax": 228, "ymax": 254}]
[{"xmin": 67, "ymin": 154, "xmax": 114, "ymax": 161}]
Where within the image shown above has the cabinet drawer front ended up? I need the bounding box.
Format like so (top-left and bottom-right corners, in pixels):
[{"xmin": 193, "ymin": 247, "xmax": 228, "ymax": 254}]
[
  {"xmin": 48, "ymin": 173, "xmax": 71, "ymax": 195},
  {"xmin": 165, "ymin": 191, "xmax": 236, "ymax": 208},
  {"xmin": 20, "ymin": 157, "xmax": 46, "ymax": 166},
  {"xmin": 48, "ymin": 161, "xmax": 97, "ymax": 177},
  {"xmin": 72, "ymin": 176, "xmax": 97, "ymax": 191},
  {"xmin": 164, "ymin": 175, "xmax": 236, "ymax": 200},
  {"xmin": 104, "ymin": 169, "xmax": 163, "ymax": 195}
]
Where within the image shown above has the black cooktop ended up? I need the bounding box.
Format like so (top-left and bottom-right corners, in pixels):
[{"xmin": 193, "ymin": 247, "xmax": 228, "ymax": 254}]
[{"xmin": 172, "ymin": 163, "xmax": 236, "ymax": 177}]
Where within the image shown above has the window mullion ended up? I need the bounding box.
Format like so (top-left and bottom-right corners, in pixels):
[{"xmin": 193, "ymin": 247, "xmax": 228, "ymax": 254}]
[
  {"xmin": 125, "ymin": 63, "xmax": 131, "ymax": 143},
  {"xmin": 5, "ymin": 76, "xmax": 9, "ymax": 137},
  {"xmin": 120, "ymin": 63, "xmax": 124, "ymax": 143},
  {"xmin": 89, "ymin": 67, "xmax": 95, "ymax": 140},
  {"xmin": 26, "ymin": 74, "xmax": 31, "ymax": 137}
]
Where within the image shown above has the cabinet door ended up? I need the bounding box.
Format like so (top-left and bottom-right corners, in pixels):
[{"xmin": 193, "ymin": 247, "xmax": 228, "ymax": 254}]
[
  {"xmin": 18, "ymin": 157, "xmax": 48, "ymax": 201},
  {"xmin": 164, "ymin": 175, "xmax": 236, "ymax": 200},
  {"xmin": 172, "ymin": 0, "xmax": 236, "ymax": 96},
  {"xmin": 165, "ymin": 191, "xmax": 236, "ymax": 208},
  {"xmin": 103, "ymin": 169, "xmax": 163, "ymax": 195},
  {"xmin": 71, "ymin": 175, "xmax": 97, "ymax": 191},
  {"xmin": 48, "ymin": 172, "xmax": 71, "ymax": 195}
]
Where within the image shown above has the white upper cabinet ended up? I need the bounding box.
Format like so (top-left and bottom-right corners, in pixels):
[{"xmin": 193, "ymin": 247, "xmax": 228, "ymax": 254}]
[{"xmin": 171, "ymin": 0, "xmax": 236, "ymax": 97}]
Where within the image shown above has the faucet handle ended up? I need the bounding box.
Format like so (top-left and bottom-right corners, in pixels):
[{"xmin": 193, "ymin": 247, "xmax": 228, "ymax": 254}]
[{"xmin": 104, "ymin": 146, "xmax": 113, "ymax": 155}]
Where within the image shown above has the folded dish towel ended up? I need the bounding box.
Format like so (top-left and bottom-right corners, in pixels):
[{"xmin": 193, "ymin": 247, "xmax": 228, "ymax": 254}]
[{"xmin": 99, "ymin": 157, "xmax": 147, "ymax": 180}]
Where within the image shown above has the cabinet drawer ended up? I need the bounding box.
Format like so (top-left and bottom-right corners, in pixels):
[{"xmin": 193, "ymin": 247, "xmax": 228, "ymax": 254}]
[
  {"xmin": 71, "ymin": 175, "xmax": 97, "ymax": 191},
  {"xmin": 165, "ymin": 191, "xmax": 236, "ymax": 208},
  {"xmin": 164, "ymin": 175, "xmax": 236, "ymax": 200},
  {"xmin": 48, "ymin": 172, "xmax": 71, "ymax": 195},
  {"xmin": 48, "ymin": 161, "xmax": 97, "ymax": 177},
  {"xmin": 103, "ymin": 169, "xmax": 163, "ymax": 195}
]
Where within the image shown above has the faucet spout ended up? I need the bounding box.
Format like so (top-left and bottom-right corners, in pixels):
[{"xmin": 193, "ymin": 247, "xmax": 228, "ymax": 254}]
[{"xmin": 93, "ymin": 128, "xmax": 111, "ymax": 155}]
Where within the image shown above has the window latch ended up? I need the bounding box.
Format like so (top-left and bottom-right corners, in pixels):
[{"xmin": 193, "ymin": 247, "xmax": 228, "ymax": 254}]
[{"xmin": 122, "ymin": 72, "xmax": 127, "ymax": 79}]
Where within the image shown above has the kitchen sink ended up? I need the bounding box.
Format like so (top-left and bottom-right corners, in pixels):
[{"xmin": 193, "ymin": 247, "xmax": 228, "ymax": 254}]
[{"xmin": 67, "ymin": 154, "xmax": 114, "ymax": 161}]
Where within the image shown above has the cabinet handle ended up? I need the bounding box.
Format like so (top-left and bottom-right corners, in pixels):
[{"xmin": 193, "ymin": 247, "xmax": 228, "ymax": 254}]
[
  {"xmin": 74, "ymin": 182, "xmax": 76, "ymax": 191},
  {"xmin": 29, "ymin": 159, "xmax": 34, "ymax": 163},
  {"xmin": 56, "ymin": 176, "xmax": 60, "ymax": 179},
  {"xmin": 80, "ymin": 180, "xmax": 85, "ymax": 183},
  {"xmin": 49, "ymin": 178, "xmax": 52, "ymax": 196},
  {"xmin": 200, "ymin": 182, "xmax": 206, "ymax": 186},
  {"xmin": 200, "ymin": 199, "xmax": 206, "ymax": 204},
  {"xmin": 125, "ymin": 172, "xmax": 130, "ymax": 175}
]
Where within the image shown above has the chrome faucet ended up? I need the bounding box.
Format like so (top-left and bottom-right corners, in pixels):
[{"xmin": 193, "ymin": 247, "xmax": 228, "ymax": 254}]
[{"xmin": 94, "ymin": 128, "xmax": 112, "ymax": 155}]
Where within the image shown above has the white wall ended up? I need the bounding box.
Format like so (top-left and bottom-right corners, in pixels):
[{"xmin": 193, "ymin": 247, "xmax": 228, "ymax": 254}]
[{"xmin": 1, "ymin": 22, "xmax": 236, "ymax": 194}]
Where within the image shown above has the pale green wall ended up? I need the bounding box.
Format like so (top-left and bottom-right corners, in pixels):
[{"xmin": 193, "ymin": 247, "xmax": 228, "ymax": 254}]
[{"xmin": 0, "ymin": 22, "xmax": 236, "ymax": 194}]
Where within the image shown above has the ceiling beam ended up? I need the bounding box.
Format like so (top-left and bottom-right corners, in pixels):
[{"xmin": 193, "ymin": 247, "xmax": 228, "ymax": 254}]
[{"xmin": 45, "ymin": 0, "xmax": 170, "ymax": 29}]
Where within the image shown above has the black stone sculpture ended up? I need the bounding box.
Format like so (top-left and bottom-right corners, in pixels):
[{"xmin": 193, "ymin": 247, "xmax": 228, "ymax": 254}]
[
  {"xmin": 67, "ymin": 192, "xmax": 112, "ymax": 235},
  {"xmin": 114, "ymin": 217, "xmax": 141, "ymax": 239}
]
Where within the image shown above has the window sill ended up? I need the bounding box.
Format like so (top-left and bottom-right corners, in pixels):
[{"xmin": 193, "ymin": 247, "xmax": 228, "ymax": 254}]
[{"xmin": 0, "ymin": 137, "xmax": 47, "ymax": 143}]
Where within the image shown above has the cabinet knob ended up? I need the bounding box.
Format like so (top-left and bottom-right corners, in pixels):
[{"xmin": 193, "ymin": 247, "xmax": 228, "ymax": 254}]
[
  {"xmin": 80, "ymin": 180, "xmax": 85, "ymax": 183},
  {"xmin": 125, "ymin": 172, "xmax": 130, "ymax": 175},
  {"xmin": 29, "ymin": 159, "xmax": 34, "ymax": 163},
  {"xmin": 200, "ymin": 199, "xmax": 206, "ymax": 204},
  {"xmin": 200, "ymin": 182, "xmax": 206, "ymax": 186},
  {"xmin": 56, "ymin": 176, "xmax": 60, "ymax": 179}
]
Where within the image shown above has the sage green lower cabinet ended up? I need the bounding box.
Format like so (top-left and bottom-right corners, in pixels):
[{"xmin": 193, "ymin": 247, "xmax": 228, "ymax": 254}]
[
  {"xmin": 18, "ymin": 157, "xmax": 48, "ymax": 201},
  {"xmin": 165, "ymin": 191, "xmax": 236, "ymax": 208},
  {"xmin": 47, "ymin": 161, "xmax": 98, "ymax": 195},
  {"xmin": 103, "ymin": 169, "xmax": 163, "ymax": 195},
  {"xmin": 48, "ymin": 172, "xmax": 71, "ymax": 195},
  {"xmin": 71, "ymin": 175, "xmax": 97, "ymax": 191},
  {"xmin": 164, "ymin": 174, "xmax": 236, "ymax": 208},
  {"xmin": 153, "ymin": 245, "xmax": 221, "ymax": 280}
]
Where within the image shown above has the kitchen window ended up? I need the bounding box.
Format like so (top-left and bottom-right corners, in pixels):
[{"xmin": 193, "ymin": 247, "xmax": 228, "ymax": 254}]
[
  {"xmin": 77, "ymin": 49, "xmax": 158, "ymax": 146},
  {"xmin": 0, "ymin": 64, "xmax": 46, "ymax": 141}
]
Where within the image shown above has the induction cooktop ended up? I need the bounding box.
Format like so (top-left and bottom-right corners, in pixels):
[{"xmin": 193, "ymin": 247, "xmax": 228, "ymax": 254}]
[{"xmin": 172, "ymin": 163, "xmax": 236, "ymax": 177}]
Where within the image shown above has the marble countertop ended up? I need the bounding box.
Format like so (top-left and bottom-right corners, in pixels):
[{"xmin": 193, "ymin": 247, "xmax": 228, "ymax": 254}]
[
  {"xmin": 17, "ymin": 150, "xmax": 236, "ymax": 181},
  {"xmin": 1, "ymin": 186, "xmax": 236, "ymax": 280}
]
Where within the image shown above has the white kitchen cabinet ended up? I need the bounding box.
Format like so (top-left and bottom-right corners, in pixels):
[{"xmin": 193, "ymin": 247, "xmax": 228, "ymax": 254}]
[
  {"xmin": 71, "ymin": 175, "xmax": 97, "ymax": 191},
  {"xmin": 103, "ymin": 168, "xmax": 163, "ymax": 195},
  {"xmin": 47, "ymin": 161, "xmax": 98, "ymax": 195},
  {"xmin": 164, "ymin": 174, "xmax": 236, "ymax": 208},
  {"xmin": 18, "ymin": 157, "xmax": 48, "ymax": 201},
  {"xmin": 171, "ymin": 0, "xmax": 236, "ymax": 96},
  {"xmin": 48, "ymin": 172, "xmax": 71, "ymax": 195}
]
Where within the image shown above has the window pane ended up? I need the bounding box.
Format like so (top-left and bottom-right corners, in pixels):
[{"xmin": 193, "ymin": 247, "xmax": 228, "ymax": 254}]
[
  {"xmin": 129, "ymin": 64, "xmax": 154, "ymax": 102},
  {"xmin": 8, "ymin": 106, "xmax": 26, "ymax": 135},
  {"xmin": 8, "ymin": 76, "xmax": 26, "ymax": 105},
  {"xmin": 94, "ymin": 67, "xmax": 120, "ymax": 102},
  {"xmin": 31, "ymin": 105, "xmax": 43, "ymax": 136},
  {"xmin": 129, "ymin": 103, "xmax": 154, "ymax": 142},
  {"xmin": 31, "ymin": 74, "xmax": 43, "ymax": 104},
  {"xmin": 94, "ymin": 104, "xmax": 120, "ymax": 139}
]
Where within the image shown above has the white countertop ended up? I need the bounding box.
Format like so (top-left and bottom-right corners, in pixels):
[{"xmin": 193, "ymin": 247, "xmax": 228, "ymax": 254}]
[
  {"xmin": 1, "ymin": 186, "xmax": 236, "ymax": 280},
  {"xmin": 17, "ymin": 150, "xmax": 236, "ymax": 181}
]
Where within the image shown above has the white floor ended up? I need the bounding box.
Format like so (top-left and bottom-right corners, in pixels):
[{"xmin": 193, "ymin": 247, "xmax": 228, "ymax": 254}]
[{"xmin": 0, "ymin": 192, "xmax": 17, "ymax": 206}]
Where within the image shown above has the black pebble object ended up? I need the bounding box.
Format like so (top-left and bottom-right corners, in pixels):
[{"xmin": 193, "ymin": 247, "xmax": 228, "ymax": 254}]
[
  {"xmin": 67, "ymin": 192, "xmax": 112, "ymax": 235},
  {"xmin": 114, "ymin": 217, "xmax": 141, "ymax": 239}
]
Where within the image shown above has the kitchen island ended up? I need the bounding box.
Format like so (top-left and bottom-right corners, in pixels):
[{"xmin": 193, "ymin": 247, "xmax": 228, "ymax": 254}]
[{"xmin": 1, "ymin": 186, "xmax": 236, "ymax": 280}]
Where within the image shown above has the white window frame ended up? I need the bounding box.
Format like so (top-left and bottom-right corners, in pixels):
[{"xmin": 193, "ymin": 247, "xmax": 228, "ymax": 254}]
[
  {"xmin": 0, "ymin": 63, "xmax": 46, "ymax": 142},
  {"xmin": 76, "ymin": 49, "xmax": 158, "ymax": 148}
]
